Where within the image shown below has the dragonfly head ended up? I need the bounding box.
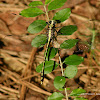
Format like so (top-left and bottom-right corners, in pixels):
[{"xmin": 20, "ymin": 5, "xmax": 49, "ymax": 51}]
[{"xmin": 46, "ymin": 20, "xmax": 57, "ymax": 28}]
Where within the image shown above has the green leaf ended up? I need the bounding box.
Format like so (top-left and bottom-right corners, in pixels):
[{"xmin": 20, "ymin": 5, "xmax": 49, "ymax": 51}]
[
  {"xmin": 46, "ymin": 47, "xmax": 58, "ymax": 60},
  {"xmin": 48, "ymin": 92, "xmax": 64, "ymax": 100},
  {"xmin": 74, "ymin": 97, "xmax": 88, "ymax": 100},
  {"xmin": 48, "ymin": 0, "xmax": 67, "ymax": 11},
  {"xmin": 27, "ymin": 20, "xmax": 47, "ymax": 34},
  {"xmin": 31, "ymin": 34, "xmax": 47, "ymax": 47},
  {"xmin": 45, "ymin": 0, "xmax": 52, "ymax": 5},
  {"xmin": 53, "ymin": 8, "xmax": 71, "ymax": 22},
  {"xmin": 36, "ymin": 60, "xmax": 58, "ymax": 74},
  {"xmin": 66, "ymin": 88, "xmax": 70, "ymax": 90},
  {"xmin": 64, "ymin": 65, "xmax": 77, "ymax": 78},
  {"xmin": 64, "ymin": 54, "xmax": 84, "ymax": 65},
  {"xmin": 60, "ymin": 39, "xmax": 78, "ymax": 49},
  {"xmin": 54, "ymin": 76, "xmax": 66, "ymax": 91},
  {"xmin": 58, "ymin": 25, "xmax": 77, "ymax": 35},
  {"xmin": 70, "ymin": 88, "xmax": 86, "ymax": 96},
  {"xmin": 20, "ymin": 7, "xmax": 44, "ymax": 17},
  {"xmin": 29, "ymin": 1, "xmax": 43, "ymax": 7}
]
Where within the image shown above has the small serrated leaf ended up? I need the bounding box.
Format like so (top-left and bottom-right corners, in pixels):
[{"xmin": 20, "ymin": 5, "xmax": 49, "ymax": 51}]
[
  {"xmin": 36, "ymin": 60, "xmax": 58, "ymax": 74},
  {"xmin": 64, "ymin": 54, "xmax": 84, "ymax": 65},
  {"xmin": 60, "ymin": 39, "xmax": 78, "ymax": 49},
  {"xmin": 64, "ymin": 65, "xmax": 77, "ymax": 78},
  {"xmin": 20, "ymin": 7, "xmax": 44, "ymax": 17},
  {"xmin": 29, "ymin": 1, "xmax": 43, "ymax": 7},
  {"xmin": 54, "ymin": 76, "xmax": 66, "ymax": 91},
  {"xmin": 28, "ymin": 20, "xmax": 47, "ymax": 34},
  {"xmin": 53, "ymin": 8, "xmax": 71, "ymax": 22},
  {"xmin": 70, "ymin": 88, "xmax": 86, "ymax": 96},
  {"xmin": 48, "ymin": 92, "xmax": 64, "ymax": 100},
  {"xmin": 48, "ymin": 0, "xmax": 67, "ymax": 11},
  {"xmin": 58, "ymin": 25, "xmax": 77, "ymax": 35},
  {"xmin": 31, "ymin": 34, "xmax": 47, "ymax": 47}
]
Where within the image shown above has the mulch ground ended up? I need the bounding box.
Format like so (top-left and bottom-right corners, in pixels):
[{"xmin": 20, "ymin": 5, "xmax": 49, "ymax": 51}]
[{"xmin": 0, "ymin": 0, "xmax": 100, "ymax": 100}]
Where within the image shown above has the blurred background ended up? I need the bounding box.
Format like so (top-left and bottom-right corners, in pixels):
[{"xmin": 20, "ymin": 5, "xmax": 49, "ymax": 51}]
[{"xmin": 0, "ymin": 0, "xmax": 100, "ymax": 100}]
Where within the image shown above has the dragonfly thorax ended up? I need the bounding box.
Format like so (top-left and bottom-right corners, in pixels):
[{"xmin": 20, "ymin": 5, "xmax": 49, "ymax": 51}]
[{"xmin": 46, "ymin": 20, "xmax": 57, "ymax": 40}]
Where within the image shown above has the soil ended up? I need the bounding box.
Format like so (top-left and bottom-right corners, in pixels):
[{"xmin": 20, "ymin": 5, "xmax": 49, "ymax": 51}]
[{"xmin": 0, "ymin": 0, "xmax": 100, "ymax": 100}]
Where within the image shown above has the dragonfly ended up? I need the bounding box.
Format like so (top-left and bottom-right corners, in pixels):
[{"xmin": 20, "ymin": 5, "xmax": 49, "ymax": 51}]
[{"xmin": 41, "ymin": 20, "xmax": 57, "ymax": 84}]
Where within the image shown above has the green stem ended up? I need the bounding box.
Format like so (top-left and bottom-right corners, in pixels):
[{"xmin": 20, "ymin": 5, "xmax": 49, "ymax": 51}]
[
  {"xmin": 65, "ymin": 88, "xmax": 68, "ymax": 100},
  {"xmin": 58, "ymin": 53, "xmax": 68, "ymax": 100},
  {"xmin": 89, "ymin": 28, "xmax": 96, "ymax": 67},
  {"xmin": 58, "ymin": 53, "xmax": 64, "ymax": 76},
  {"xmin": 57, "ymin": 43, "xmax": 68, "ymax": 100},
  {"xmin": 41, "ymin": 1, "xmax": 68, "ymax": 98},
  {"xmin": 40, "ymin": 0, "xmax": 49, "ymax": 21},
  {"xmin": 90, "ymin": 29, "xmax": 96, "ymax": 57},
  {"xmin": 43, "ymin": 4, "xmax": 50, "ymax": 21}
]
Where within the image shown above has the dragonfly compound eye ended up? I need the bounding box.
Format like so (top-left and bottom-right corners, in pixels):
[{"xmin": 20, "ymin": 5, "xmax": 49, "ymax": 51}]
[
  {"xmin": 49, "ymin": 21, "xmax": 52, "ymax": 24},
  {"xmin": 46, "ymin": 21, "xmax": 52, "ymax": 25}
]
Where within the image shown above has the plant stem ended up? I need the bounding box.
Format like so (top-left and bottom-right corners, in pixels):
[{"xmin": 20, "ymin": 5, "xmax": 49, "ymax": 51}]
[
  {"xmin": 43, "ymin": 5, "xmax": 50, "ymax": 21},
  {"xmin": 91, "ymin": 29, "xmax": 96, "ymax": 53},
  {"xmin": 42, "ymin": 1, "xmax": 69, "ymax": 99},
  {"xmin": 57, "ymin": 47, "xmax": 68, "ymax": 100},
  {"xmin": 65, "ymin": 88, "xmax": 68, "ymax": 100},
  {"xmin": 40, "ymin": 0, "xmax": 49, "ymax": 21},
  {"xmin": 58, "ymin": 53, "xmax": 64, "ymax": 76}
]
